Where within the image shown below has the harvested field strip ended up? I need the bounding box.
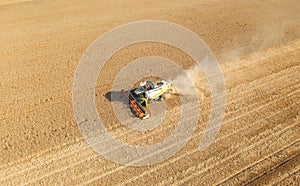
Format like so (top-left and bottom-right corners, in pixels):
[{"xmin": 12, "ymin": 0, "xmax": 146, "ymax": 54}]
[
  {"xmin": 1, "ymin": 65, "xmax": 298, "ymax": 182},
  {"xmin": 1, "ymin": 39, "xmax": 299, "ymax": 185}
]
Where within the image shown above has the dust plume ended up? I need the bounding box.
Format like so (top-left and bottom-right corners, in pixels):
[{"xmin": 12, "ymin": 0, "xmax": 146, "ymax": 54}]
[{"xmin": 168, "ymin": 65, "xmax": 204, "ymax": 98}]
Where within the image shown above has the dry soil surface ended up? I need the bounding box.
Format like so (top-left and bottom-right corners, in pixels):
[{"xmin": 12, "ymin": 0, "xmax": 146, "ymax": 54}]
[{"xmin": 0, "ymin": 0, "xmax": 299, "ymax": 185}]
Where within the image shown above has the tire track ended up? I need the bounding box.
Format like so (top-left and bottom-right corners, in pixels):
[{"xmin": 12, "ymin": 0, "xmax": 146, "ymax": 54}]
[
  {"xmin": 175, "ymin": 123, "xmax": 300, "ymax": 186},
  {"xmin": 1, "ymin": 31, "xmax": 298, "ymax": 186},
  {"xmin": 217, "ymin": 141, "xmax": 300, "ymax": 185},
  {"xmin": 118, "ymin": 99, "xmax": 299, "ymax": 186},
  {"xmin": 189, "ymin": 132, "xmax": 300, "ymax": 185},
  {"xmin": 2, "ymin": 64, "xmax": 300, "ymax": 185},
  {"xmin": 4, "ymin": 85, "xmax": 298, "ymax": 185},
  {"xmin": 74, "ymin": 92, "xmax": 299, "ymax": 185},
  {"xmin": 1, "ymin": 1, "xmax": 299, "ymax": 185},
  {"xmin": 1, "ymin": 52, "xmax": 298, "ymax": 174},
  {"xmin": 76, "ymin": 92, "xmax": 298, "ymax": 185},
  {"xmin": 275, "ymin": 170, "xmax": 300, "ymax": 186},
  {"xmin": 1, "ymin": 56, "xmax": 298, "ymax": 139},
  {"xmin": 1, "ymin": 39, "xmax": 299, "ymax": 120},
  {"xmin": 1, "ymin": 71, "xmax": 298, "ymax": 185},
  {"xmin": 246, "ymin": 154, "xmax": 300, "ymax": 186}
]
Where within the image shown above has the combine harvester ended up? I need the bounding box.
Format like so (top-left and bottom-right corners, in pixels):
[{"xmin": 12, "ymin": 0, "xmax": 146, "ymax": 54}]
[{"xmin": 121, "ymin": 80, "xmax": 173, "ymax": 119}]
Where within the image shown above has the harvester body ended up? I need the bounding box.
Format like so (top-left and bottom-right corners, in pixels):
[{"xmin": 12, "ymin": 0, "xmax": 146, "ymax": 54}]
[{"xmin": 121, "ymin": 80, "xmax": 172, "ymax": 119}]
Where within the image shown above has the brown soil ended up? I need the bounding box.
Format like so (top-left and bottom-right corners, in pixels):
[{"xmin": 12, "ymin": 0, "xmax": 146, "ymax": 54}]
[{"xmin": 0, "ymin": 0, "xmax": 299, "ymax": 185}]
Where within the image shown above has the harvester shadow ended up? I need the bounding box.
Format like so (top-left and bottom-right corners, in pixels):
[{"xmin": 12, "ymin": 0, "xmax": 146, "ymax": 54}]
[{"xmin": 104, "ymin": 91, "xmax": 137, "ymax": 118}]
